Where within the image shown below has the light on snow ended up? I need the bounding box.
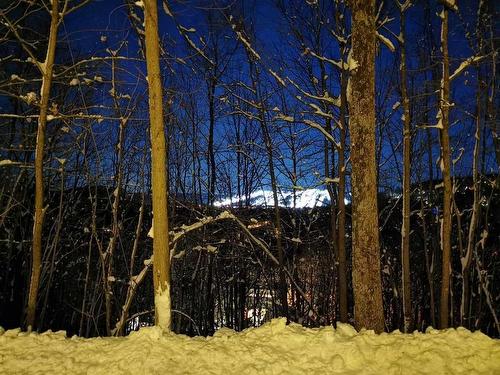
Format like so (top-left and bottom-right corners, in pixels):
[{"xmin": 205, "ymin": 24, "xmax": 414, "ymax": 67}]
[
  {"xmin": 214, "ymin": 188, "xmax": 349, "ymax": 208},
  {"xmin": 1, "ymin": 318, "xmax": 499, "ymax": 374}
]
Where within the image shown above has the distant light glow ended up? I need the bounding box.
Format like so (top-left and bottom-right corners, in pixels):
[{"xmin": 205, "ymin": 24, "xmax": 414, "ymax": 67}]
[{"xmin": 214, "ymin": 188, "xmax": 350, "ymax": 208}]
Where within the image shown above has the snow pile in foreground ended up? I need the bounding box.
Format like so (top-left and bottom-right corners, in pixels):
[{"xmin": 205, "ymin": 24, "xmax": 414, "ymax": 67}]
[{"xmin": 1, "ymin": 318, "xmax": 499, "ymax": 374}]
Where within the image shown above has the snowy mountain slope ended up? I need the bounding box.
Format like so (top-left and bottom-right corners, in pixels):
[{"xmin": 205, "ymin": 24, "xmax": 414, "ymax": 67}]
[
  {"xmin": 1, "ymin": 318, "xmax": 499, "ymax": 374},
  {"xmin": 215, "ymin": 188, "xmax": 346, "ymax": 208}
]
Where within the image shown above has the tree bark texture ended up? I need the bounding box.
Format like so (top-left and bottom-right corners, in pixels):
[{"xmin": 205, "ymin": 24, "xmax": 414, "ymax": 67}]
[
  {"xmin": 337, "ymin": 66, "xmax": 348, "ymax": 323},
  {"xmin": 144, "ymin": 0, "xmax": 171, "ymax": 332},
  {"xmin": 439, "ymin": 7, "xmax": 452, "ymax": 329},
  {"xmin": 27, "ymin": 0, "xmax": 60, "ymax": 331},
  {"xmin": 399, "ymin": 6, "xmax": 412, "ymax": 333},
  {"xmin": 349, "ymin": 0, "xmax": 385, "ymax": 333}
]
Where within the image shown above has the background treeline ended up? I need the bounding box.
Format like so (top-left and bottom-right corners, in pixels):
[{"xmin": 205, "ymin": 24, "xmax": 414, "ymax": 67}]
[{"xmin": 0, "ymin": 0, "xmax": 498, "ymax": 337}]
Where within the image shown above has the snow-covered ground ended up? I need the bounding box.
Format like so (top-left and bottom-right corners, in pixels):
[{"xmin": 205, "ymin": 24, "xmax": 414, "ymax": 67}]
[
  {"xmin": 215, "ymin": 188, "xmax": 343, "ymax": 208},
  {"xmin": 1, "ymin": 318, "xmax": 499, "ymax": 374}
]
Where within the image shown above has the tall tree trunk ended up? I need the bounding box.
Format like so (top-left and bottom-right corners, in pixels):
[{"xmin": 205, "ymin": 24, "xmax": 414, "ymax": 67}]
[
  {"xmin": 144, "ymin": 0, "xmax": 171, "ymax": 332},
  {"xmin": 461, "ymin": 70, "xmax": 482, "ymax": 326},
  {"xmin": 101, "ymin": 56, "xmax": 127, "ymax": 336},
  {"xmin": 422, "ymin": 1, "xmax": 438, "ymax": 323},
  {"xmin": 320, "ymin": 59, "xmax": 340, "ymax": 322},
  {"xmin": 399, "ymin": 4, "xmax": 412, "ymax": 333},
  {"xmin": 337, "ymin": 64, "xmax": 348, "ymax": 323},
  {"xmin": 38, "ymin": 164, "xmax": 65, "ymax": 330},
  {"xmin": 208, "ymin": 77, "xmax": 217, "ymax": 207},
  {"xmin": 264, "ymin": 127, "xmax": 288, "ymax": 320},
  {"xmin": 419, "ymin": 181, "xmax": 436, "ymax": 328},
  {"xmin": 424, "ymin": 93, "xmax": 438, "ymax": 329},
  {"xmin": 439, "ymin": 6, "xmax": 452, "ymax": 329},
  {"xmin": 26, "ymin": 0, "xmax": 60, "ymax": 331},
  {"xmin": 349, "ymin": 0, "xmax": 385, "ymax": 333}
]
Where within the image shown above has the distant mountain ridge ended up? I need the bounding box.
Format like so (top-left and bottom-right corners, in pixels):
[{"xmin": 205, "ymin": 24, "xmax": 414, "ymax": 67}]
[{"xmin": 214, "ymin": 188, "xmax": 336, "ymax": 208}]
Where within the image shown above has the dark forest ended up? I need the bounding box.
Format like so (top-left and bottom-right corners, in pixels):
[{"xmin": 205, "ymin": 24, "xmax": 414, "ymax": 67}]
[{"xmin": 0, "ymin": 0, "xmax": 499, "ymax": 345}]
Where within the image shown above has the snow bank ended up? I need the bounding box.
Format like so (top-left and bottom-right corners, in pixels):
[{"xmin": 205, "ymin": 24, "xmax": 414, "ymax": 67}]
[{"xmin": 1, "ymin": 318, "xmax": 499, "ymax": 374}]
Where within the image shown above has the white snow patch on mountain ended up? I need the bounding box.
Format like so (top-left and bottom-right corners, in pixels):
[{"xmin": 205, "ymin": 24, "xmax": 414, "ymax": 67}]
[
  {"xmin": 1, "ymin": 318, "xmax": 499, "ymax": 374},
  {"xmin": 215, "ymin": 188, "xmax": 348, "ymax": 208}
]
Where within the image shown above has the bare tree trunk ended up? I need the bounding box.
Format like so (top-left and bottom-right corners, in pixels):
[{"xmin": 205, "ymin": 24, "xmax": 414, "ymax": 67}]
[
  {"xmin": 319, "ymin": 58, "xmax": 340, "ymax": 322},
  {"xmin": 144, "ymin": 0, "xmax": 171, "ymax": 332},
  {"xmin": 101, "ymin": 56, "xmax": 128, "ymax": 336},
  {"xmin": 461, "ymin": 70, "xmax": 482, "ymax": 326},
  {"xmin": 263, "ymin": 124, "xmax": 288, "ymax": 320},
  {"xmin": 27, "ymin": 0, "xmax": 60, "ymax": 331},
  {"xmin": 421, "ymin": 15, "xmax": 438, "ymax": 325},
  {"xmin": 419, "ymin": 182, "xmax": 436, "ymax": 328},
  {"xmin": 399, "ymin": 3, "xmax": 412, "ymax": 333},
  {"xmin": 349, "ymin": 0, "xmax": 385, "ymax": 333},
  {"xmin": 337, "ymin": 65, "xmax": 348, "ymax": 323},
  {"xmin": 438, "ymin": 6, "xmax": 452, "ymax": 329},
  {"xmin": 39, "ymin": 163, "xmax": 65, "ymax": 330},
  {"xmin": 208, "ymin": 77, "xmax": 217, "ymax": 207},
  {"xmin": 79, "ymin": 236, "xmax": 93, "ymax": 337}
]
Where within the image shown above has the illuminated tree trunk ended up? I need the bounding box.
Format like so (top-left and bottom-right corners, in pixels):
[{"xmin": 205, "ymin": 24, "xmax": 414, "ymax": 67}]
[
  {"xmin": 439, "ymin": 6, "xmax": 452, "ymax": 329},
  {"xmin": 334, "ymin": 7, "xmax": 349, "ymax": 324},
  {"xmin": 207, "ymin": 77, "xmax": 216, "ymax": 206},
  {"xmin": 349, "ymin": 0, "xmax": 385, "ymax": 333},
  {"xmin": 399, "ymin": 4, "xmax": 412, "ymax": 333},
  {"xmin": 144, "ymin": 0, "xmax": 171, "ymax": 332},
  {"xmin": 337, "ymin": 66, "xmax": 348, "ymax": 323},
  {"xmin": 26, "ymin": 0, "xmax": 60, "ymax": 331}
]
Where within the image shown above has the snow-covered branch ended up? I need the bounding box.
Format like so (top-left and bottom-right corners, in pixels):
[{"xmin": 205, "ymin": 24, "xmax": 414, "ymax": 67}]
[
  {"xmin": 287, "ymin": 77, "xmax": 341, "ymax": 107},
  {"xmin": 376, "ymin": 32, "xmax": 395, "ymax": 52},
  {"xmin": 450, "ymin": 55, "xmax": 486, "ymax": 81},
  {"xmin": 307, "ymin": 50, "xmax": 349, "ymax": 71},
  {"xmin": 302, "ymin": 119, "xmax": 341, "ymax": 149},
  {"xmin": 268, "ymin": 69, "xmax": 286, "ymax": 87},
  {"xmin": 235, "ymin": 28, "xmax": 261, "ymax": 60}
]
